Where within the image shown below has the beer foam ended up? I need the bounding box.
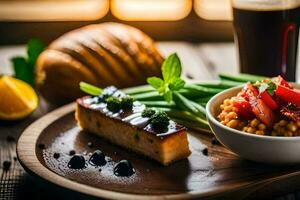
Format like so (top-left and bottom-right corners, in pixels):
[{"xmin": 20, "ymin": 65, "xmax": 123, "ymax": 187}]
[{"xmin": 233, "ymin": 0, "xmax": 300, "ymax": 11}]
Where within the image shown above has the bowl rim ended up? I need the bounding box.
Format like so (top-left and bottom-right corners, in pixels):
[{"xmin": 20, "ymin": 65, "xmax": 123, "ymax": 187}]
[{"xmin": 206, "ymin": 83, "xmax": 300, "ymax": 141}]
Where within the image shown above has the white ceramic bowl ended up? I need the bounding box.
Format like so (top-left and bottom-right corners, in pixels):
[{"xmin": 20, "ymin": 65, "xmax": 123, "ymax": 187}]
[{"xmin": 206, "ymin": 84, "xmax": 300, "ymax": 165}]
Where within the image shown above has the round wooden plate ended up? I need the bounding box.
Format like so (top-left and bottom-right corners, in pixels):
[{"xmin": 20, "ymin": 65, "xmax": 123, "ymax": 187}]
[{"xmin": 17, "ymin": 103, "xmax": 300, "ymax": 199}]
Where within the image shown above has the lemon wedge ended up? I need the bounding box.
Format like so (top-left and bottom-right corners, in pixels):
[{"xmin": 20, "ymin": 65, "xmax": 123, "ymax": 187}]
[{"xmin": 0, "ymin": 76, "xmax": 38, "ymax": 120}]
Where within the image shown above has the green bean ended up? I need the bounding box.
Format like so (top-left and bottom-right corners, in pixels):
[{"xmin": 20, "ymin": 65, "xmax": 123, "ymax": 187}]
[
  {"xmin": 171, "ymin": 118, "xmax": 210, "ymax": 131},
  {"xmin": 79, "ymin": 82, "xmax": 102, "ymax": 96},
  {"xmin": 185, "ymin": 84, "xmax": 224, "ymax": 94},
  {"xmin": 140, "ymin": 101, "xmax": 176, "ymax": 108},
  {"xmin": 131, "ymin": 91, "xmax": 163, "ymax": 101},
  {"xmin": 173, "ymin": 92, "xmax": 206, "ymax": 118},
  {"xmin": 193, "ymin": 81, "xmax": 239, "ymax": 89},
  {"xmin": 190, "ymin": 101, "xmax": 206, "ymax": 114},
  {"xmin": 179, "ymin": 89, "xmax": 215, "ymax": 99},
  {"xmin": 219, "ymin": 73, "xmax": 267, "ymax": 83},
  {"xmin": 149, "ymin": 107, "xmax": 209, "ymax": 128},
  {"xmin": 195, "ymin": 96, "xmax": 213, "ymax": 104},
  {"xmin": 168, "ymin": 111, "xmax": 208, "ymax": 126},
  {"xmin": 122, "ymin": 85, "xmax": 154, "ymax": 95}
]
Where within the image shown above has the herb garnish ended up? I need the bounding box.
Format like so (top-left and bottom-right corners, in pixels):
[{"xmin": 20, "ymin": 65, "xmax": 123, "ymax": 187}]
[
  {"xmin": 147, "ymin": 53, "xmax": 185, "ymax": 102},
  {"xmin": 11, "ymin": 39, "xmax": 44, "ymax": 87},
  {"xmin": 121, "ymin": 96, "xmax": 134, "ymax": 110},
  {"xmin": 149, "ymin": 111, "xmax": 170, "ymax": 132},
  {"xmin": 106, "ymin": 96, "xmax": 121, "ymax": 112},
  {"xmin": 141, "ymin": 108, "xmax": 156, "ymax": 118},
  {"xmin": 254, "ymin": 80, "xmax": 276, "ymax": 95}
]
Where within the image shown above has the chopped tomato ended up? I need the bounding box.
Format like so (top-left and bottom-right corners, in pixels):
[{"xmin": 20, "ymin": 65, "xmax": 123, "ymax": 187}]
[
  {"xmin": 272, "ymin": 75, "xmax": 293, "ymax": 89},
  {"xmin": 259, "ymin": 91, "xmax": 278, "ymax": 110},
  {"xmin": 240, "ymin": 82, "xmax": 258, "ymax": 100},
  {"xmin": 233, "ymin": 97, "xmax": 254, "ymax": 120},
  {"xmin": 275, "ymin": 85, "xmax": 300, "ymax": 107},
  {"xmin": 248, "ymin": 95, "xmax": 276, "ymax": 127},
  {"xmin": 244, "ymin": 82, "xmax": 276, "ymax": 127}
]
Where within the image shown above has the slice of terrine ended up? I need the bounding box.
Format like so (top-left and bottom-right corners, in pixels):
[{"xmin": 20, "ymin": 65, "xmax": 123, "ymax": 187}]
[{"xmin": 75, "ymin": 86, "xmax": 191, "ymax": 165}]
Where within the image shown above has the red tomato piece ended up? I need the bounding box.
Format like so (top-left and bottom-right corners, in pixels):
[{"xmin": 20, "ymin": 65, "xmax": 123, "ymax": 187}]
[
  {"xmin": 248, "ymin": 94, "xmax": 276, "ymax": 127},
  {"xmin": 275, "ymin": 85, "xmax": 300, "ymax": 107},
  {"xmin": 244, "ymin": 82, "xmax": 276, "ymax": 127},
  {"xmin": 272, "ymin": 75, "xmax": 293, "ymax": 89},
  {"xmin": 240, "ymin": 82, "xmax": 258, "ymax": 100},
  {"xmin": 259, "ymin": 91, "xmax": 278, "ymax": 110},
  {"xmin": 233, "ymin": 97, "xmax": 255, "ymax": 120}
]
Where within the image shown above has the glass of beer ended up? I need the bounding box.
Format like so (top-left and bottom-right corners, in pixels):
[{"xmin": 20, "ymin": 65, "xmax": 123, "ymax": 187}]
[{"xmin": 232, "ymin": 0, "xmax": 300, "ymax": 81}]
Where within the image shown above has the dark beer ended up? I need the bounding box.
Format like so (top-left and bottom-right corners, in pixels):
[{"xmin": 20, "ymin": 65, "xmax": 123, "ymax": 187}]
[{"xmin": 233, "ymin": 1, "xmax": 300, "ymax": 81}]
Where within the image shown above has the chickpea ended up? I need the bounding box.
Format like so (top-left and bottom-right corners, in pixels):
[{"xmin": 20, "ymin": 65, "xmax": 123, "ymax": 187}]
[
  {"xmin": 258, "ymin": 123, "xmax": 266, "ymax": 130},
  {"xmin": 255, "ymin": 130, "xmax": 264, "ymax": 135},
  {"xmin": 224, "ymin": 99, "xmax": 231, "ymax": 106},
  {"xmin": 285, "ymin": 131, "xmax": 293, "ymax": 137},
  {"xmin": 250, "ymin": 119, "xmax": 259, "ymax": 128},
  {"xmin": 279, "ymin": 120, "xmax": 288, "ymax": 126},
  {"xmin": 274, "ymin": 123, "xmax": 280, "ymax": 131},
  {"xmin": 218, "ymin": 112, "xmax": 225, "ymax": 120},
  {"xmin": 247, "ymin": 127, "xmax": 256, "ymax": 134},
  {"xmin": 220, "ymin": 104, "xmax": 225, "ymax": 110},
  {"xmin": 287, "ymin": 122, "xmax": 297, "ymax": 132},
  {"xmin": 224, "ymin": 105, "xmax": 232, "ymax": 112},
  {"xmin": 224, "ymin": 118, "xmax": 230, "ymax": 124},
  {"xmin": 227, "ymin": 112, "xmax": 237, "ymax": 119},
  {"xmin": 226, "ymin": 119, "xmax": 239, "ymax": 128}
]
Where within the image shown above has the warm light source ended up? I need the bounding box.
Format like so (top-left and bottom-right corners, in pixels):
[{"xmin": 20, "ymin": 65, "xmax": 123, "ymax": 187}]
[
  {"xmin": 194, "ymin": 0, "xmax": 232, "ymax": 21},
  {"xmin": 0, "ymin": 0, "xmax": 109, "ymax": 21},
  {"xmin": 111, "ymin": 0, "xmax": 192, "ymax": 21}
]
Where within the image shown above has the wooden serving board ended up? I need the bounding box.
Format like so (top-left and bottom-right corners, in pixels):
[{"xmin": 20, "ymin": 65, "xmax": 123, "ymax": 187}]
[{"xmin": 17, "ymin": 103, "xmax": 300, "ymax": 200}]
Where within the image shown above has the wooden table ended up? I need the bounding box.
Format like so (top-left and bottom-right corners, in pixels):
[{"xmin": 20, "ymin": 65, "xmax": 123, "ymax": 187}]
[{"xmin": 1, "ymin": 42, "xmax": 300, "ymax": 200}]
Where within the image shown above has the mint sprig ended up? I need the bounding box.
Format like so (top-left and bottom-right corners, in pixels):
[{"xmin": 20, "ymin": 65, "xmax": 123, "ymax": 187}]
[
  {"xmin": 11, "ymin": 38, "xmax": 45, "ymax": 87},
  {"xmin": 147, "ymin": 53, "xmax": 185, "ymax": 102}
]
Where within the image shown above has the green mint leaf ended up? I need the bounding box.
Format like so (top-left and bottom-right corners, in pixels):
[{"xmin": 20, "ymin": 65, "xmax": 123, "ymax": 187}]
[
  {"xmin": 10, "ymin": 38, "xmax": 45, "ymax": 87},
  {"xmin": 266, "ymin": 81, "xmax": 276, "ymax": 96},
  {"xmin": 27, "ymin": 38, "xmax": 45, "ymax": 66},
  {"xmin": 147, "ymin": 53, "xmax": 185, "ymax": 103},
  {"xmin": 258, "ymin": 80, "xmax": 276, "ymax": 96},
  {"xmin": 162, "ymin": 53, "xmax": 182, "ymax": 83},
  {"xmin": 147, "ymin": 77, "xmax": 164, "ymax": 89},
  {"xmin": 258, "ymin": 83, "xmax": 268, "ymax": 93},
  {"xmin": 79, "ymin": 82, "xmax": 103, "ymax": 96},
  {"xmin": 169, "ymin": 78, "xmax": 185, "ymax": 91},
  {"xmin": 11, "ymin": 56, "xmax": 34, "ymax": 86},
  {"xmin": 163, "ymin": 90, "xmax": 173, "ymax": 102}
]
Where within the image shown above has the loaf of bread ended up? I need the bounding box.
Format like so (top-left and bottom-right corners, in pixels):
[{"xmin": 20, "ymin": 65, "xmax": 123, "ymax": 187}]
[{"xmin": 36, "ymin": 23, "xmax": 163, "ymax": 104}]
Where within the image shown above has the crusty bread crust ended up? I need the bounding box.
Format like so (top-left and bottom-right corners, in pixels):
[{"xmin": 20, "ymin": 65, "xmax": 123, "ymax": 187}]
[{"xmin": 36, "ymin": 23, "xmax": 163, "ymax": 104}]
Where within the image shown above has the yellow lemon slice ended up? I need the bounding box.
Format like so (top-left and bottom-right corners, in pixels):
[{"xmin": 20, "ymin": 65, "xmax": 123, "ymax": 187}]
[{"xmin": 0, "ymin": 76, "xmax": 38, "ymax": 120}]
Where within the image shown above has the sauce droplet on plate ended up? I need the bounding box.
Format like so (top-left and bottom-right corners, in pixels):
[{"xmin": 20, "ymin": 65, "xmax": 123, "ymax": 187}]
[
  {"xmin": 68, "ymin": 154, "xmax": 86, "ymax": 169},
  {"xmin": 89, "ymin": 150, "xmax": 106, "ymax": 166},
  {"xmin": 113, "ymin": 160, "xmax": 135, "ymax": 177}
]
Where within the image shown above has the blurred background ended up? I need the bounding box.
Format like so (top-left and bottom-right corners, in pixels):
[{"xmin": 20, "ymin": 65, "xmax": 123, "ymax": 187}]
[
  {"xmin": 0, "ymin": 0, "xmax": 240, "ymax": 80},
  {"xmin": 0, "ymin": 0, "xmax": 233, "ymax": 44}
]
